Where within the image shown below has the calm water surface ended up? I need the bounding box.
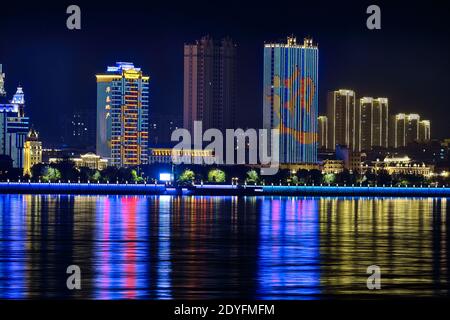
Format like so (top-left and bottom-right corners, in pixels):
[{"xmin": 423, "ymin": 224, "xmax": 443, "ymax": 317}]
[{"xmin": 0, "ymin": 194, "xmax": 449, "ymax": 299}]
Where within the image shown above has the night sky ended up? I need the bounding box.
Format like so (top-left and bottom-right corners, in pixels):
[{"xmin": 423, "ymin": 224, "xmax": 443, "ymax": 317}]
[{"xmin": 0, "ymin": 0, "xmax": 449, "ymax": 144}]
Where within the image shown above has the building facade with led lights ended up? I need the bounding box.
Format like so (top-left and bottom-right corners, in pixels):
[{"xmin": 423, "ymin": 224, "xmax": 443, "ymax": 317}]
[
  {"xmin": 359, "ymin": 97, "xmax": 389, "ymax": 150},
  {"xmin": 96, "ymin": 62, "xmax": 149, "ymax": 167},
  {"xmin": 406, "ymin": 114, "xmax": 420, "ymax": 144},
  {"xmin": 23, "ymin": 128, "xmax": 42, "ymax": 176},
  {"xmin": 327, "ymin": 89, "xmax": 357, "ymax": 151},
  {"xmin": 0, "ymin": 86, "xmax": 29, "ymax": 169},
  {"xmin": 0, "ymin": 64, "xmax": 5, "ymax": 96},
  {"xmin": 49, "ymin": 152, "xmax": 108, "ymax": 171},
  {"xmin": 183, "ymin": 36, "xmax": 237, "ymax": 134},
  {"xmin": 419, "ymin": 120, "xmax": 431, "ymax": 142},
  {"xmin": 263, "ymin": 36, "xmax": 319, "ymax": 164}
]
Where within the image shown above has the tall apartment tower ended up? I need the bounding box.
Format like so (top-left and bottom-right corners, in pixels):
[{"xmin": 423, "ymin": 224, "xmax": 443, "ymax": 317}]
[
  {"xmin": 389, "ymin": 113, "xmax": 407, "ymax": 148},
  {"xmin": 327, "ymin": 89, "xmax": 357, "ymax": 151},
  {"xmin": 263, "ymin": 36, "xmax": 319, "ymax": 164},
  {"xmin": 406, "ymin": 114, "xmax": 420, "ymax": 144},
  {"xmin": 183, "ymin": 36, "xmax": 237, "ymax": 133},
  {"xmin": 359, "ymin": 97, "xmax": 373, "ymax": 151},
  {"xmin": 23, "ymin": 128, "xmax": 42, "ymax": 176},
  {"xmin": 419, "ymin": 120, "xmax": 431, "ymax": 142},
  {"xmin": 96, "ymin": 62, "xmax": 149, "ymax": 167},
  {"xmin": 0, "ymin": 64, "xmax": 5, "ymax": 96},
  {"xmin": 0, "ymin": 86, "xmax": 29, "ymax": 169},
  {"xmin": 318, "ymin": 116, "xmax": 328, "ymax": 149}
]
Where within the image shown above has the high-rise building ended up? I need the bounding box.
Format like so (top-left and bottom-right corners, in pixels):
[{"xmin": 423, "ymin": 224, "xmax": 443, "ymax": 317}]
[
  {"xmin": 263, "ymin": 36, "xmax": 319, "ymax": 164},
  {"xmin": 70, "ymin": 110, "xmax": 96, "ymax": 149},
  {"xmin": 0, "ymin": 64, "xmax": 5, "ymax": 97},
  {"xmin": 0, "ymin": 86, "xmax": 29, "ymax": 169},
  {"xmin": 318, "ymin": 116, "xmax": 328, "ymax": 149},
  {"xmin": 23, "ymin": 128, "xmax": 42, "ymax": 176},
  {"xmin": 184, "ymin": 36, "xmax": 237, "ymax": 133},
  {"xmin": 149, "ymin": 112, "xmax": 182, "ymax": 146},
  {"xmin": 406, "ymin": 113, "xmax": 420, "ymax": 144},
  {"xmin": 419, "ymin": 120, "xmax": 431, "ymax": 142},
  {"xmin": 96, "ymin": 62, "xmax": 149, "ymax": 167},
  {"xmin": 327, "ymin": 89, "xmax": 357, "ymax": 151},
  {"xmin": 359, "ymin": 97, "xmax": 373, "ymax": 151}
]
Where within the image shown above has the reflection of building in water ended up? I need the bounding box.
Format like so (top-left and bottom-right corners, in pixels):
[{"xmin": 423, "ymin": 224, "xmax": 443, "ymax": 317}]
[
  {"xmin": 362, "ymin": 155, "xmax": 433, "ymax": 176},
  {"xmin": 148, "ymin": 147, "xmax": 215, "ymax": 164},
  {"xmin": 169, "ymin": 196, "xmax": 259, "ymax": 299},
  {"xmin": 318, "ymin": 198, "xmax": 445, "ymax": 296}
]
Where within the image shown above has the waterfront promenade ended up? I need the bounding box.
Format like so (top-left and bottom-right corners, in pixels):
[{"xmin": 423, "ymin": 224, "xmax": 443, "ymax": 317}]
[{"xmin": 0, "ymin": 182, "xmax": 449, "ymax": 197}]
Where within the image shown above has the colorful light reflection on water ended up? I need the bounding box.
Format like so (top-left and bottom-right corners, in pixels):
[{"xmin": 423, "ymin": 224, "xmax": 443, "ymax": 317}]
[{"xmin": 0, "ymin": 194, "xmax": 449, "ymax": 299}]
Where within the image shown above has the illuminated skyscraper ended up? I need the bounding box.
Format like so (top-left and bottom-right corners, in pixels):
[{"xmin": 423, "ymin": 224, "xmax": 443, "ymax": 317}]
[
  {"xmin": 373, "ymin": 98, "xmax": 389, "ymax": 148},
  {"xmin": 318, "ymin": 116, "xmax": 328, "ymax": 149},
  {"xmin": 70, "ymin": 110, "xmax": 95, "ymax": 148},
  {"xmin": 96, "ymin": 62, "xmax": 149, "ymax": 167},
  {"xmin": 327, "ymin": 89, "xmax": 357, "ymax": 151},
  {"xmin": 23, "ymin": 128, "xmax": 42, "ymax": 176},
  {"xmin": 263, "ymin": 36, "xmax": 319, "ymax": 164},
  {"xmin": 359, "ymin": 97, "xmax": 389, "ymax": 150},
  {"xmin": 419, "ymin": 120, "xmax": 431, "ymax": 142},
  {"xmin": 184, "ymin": 36, "xmax": 237, "ymax": 133},
  {"xmin": 0, "ymin": 86, "xmax": 29, "ymax": 168},
  {"xmin": 359, "ymin": 97, "xmax": 373, "ymax": 151}
]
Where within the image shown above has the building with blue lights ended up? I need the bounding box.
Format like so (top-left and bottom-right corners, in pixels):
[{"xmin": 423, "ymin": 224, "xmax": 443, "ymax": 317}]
[
  {"xmin": 263, "ymin": 36, "xmax": 319, "ymax": 165},
  {"xmin": 96, "ymin": 62, "xmax": 149, "ymax": 167},
  {"xmin": 0, "ymin": 86, "xmax": 30, "ymax": 169}
]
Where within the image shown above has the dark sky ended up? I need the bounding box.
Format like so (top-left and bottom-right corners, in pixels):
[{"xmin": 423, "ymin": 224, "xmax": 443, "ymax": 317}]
[{"xmin": 0, "ymin": 0, "xmax": 449, "ymax": 144}]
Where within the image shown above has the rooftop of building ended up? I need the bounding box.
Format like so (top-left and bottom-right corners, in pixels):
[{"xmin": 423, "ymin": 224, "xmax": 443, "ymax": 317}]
[{"xmin": 96, "ymin": 62, "xmax": 149, "ymax": 82}]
